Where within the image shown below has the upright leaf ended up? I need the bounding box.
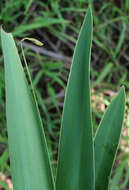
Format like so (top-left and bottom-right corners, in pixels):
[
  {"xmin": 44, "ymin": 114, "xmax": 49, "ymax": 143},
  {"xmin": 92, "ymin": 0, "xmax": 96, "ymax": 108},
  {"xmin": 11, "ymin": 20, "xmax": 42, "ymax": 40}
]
[
  {"xmin": 56, "ymin": 8, "xmax": 95, "ymax": 190},
  {"xmin": 1, "ymin": 28, "xmax": 55, "ymax": 190},
  {"xmin": 94, "ymin": 87, "xmax": 125, "ymax": 190}
]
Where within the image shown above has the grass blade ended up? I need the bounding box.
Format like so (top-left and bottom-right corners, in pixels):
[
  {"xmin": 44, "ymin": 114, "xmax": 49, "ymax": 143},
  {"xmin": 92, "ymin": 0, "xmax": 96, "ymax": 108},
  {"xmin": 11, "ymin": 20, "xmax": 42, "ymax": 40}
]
[
  {"xmin": 13, "ymin": 17, "xmax": 67, "ymax": 36},
  {"xmin": 94, "ymin": 87, "xmax": 125, "ymax": 190},
  {"xmin": 56, "ymin": 7, "xmax": 95, "ymax": 190},
  {"xmin": 1, "ymin": 28, "xmax": 55, "ymax": 190}
]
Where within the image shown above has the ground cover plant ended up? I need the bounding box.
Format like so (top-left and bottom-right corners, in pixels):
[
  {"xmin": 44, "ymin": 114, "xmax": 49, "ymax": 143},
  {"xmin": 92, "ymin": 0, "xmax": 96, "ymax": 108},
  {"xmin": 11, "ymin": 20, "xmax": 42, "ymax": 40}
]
[
  {"xmin": 0, "ymin": 1, "xmax": 129, "ymax": 189},
  {"xmin": 0, "ymin": 6, "xmax": 126, "ymax": 190}
]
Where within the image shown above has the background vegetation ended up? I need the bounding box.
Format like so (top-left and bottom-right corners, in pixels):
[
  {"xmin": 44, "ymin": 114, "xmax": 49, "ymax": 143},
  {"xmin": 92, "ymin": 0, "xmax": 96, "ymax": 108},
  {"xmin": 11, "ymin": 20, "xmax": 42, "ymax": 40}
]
[{"xmin": 0, "ymin": 0, "xmax": 129, "ymax": 189}]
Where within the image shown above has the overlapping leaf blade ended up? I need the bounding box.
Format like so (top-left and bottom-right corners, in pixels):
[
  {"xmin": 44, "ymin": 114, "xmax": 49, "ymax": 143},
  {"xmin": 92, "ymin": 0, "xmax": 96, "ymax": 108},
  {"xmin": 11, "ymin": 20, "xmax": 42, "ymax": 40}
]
[
  {"xmin": 94, "ymin": 87, "xmax": 125, "ymax": 190},
  {"xmin": 56, "ymin": 8, "xmax": 95, "ymax": 190},
  {"xmin": 1, "ymin": 29, "xmax": 55, "ymax": 190}
]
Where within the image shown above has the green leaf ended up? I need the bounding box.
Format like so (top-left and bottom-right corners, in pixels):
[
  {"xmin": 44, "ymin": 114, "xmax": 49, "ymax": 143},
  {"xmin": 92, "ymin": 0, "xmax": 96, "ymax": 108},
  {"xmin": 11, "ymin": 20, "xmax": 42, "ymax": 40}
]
[
  {"xmin": 13, "ymin": 17, "xmax": 68, "ymax": 36},
  {"xmin": 113, "ymin": 22, "xmax": 126, "ymax": 58},
  {"xmin": 94, "ymin": 87, "xmax": 125, "ymax": 190},
  {"xmin": 1, "ymin": 28, "xmax": 55, "ymax": 190},
  {"xmin": 92, "ymin": 62, "xmax": 113, "ymax": 88},
  {"xmin": 56, "ymin": 8, "xmax": 95, "ymax": 190}
]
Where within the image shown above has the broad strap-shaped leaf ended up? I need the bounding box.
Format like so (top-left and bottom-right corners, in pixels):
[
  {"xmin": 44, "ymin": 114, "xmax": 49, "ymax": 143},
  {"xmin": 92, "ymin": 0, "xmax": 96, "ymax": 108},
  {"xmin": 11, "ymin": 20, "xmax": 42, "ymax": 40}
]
[
  {"xmin": 56, "ymin": 8, "xmax": 95, "ymax": 190},
  {"xmin": 94, "ymin": 87, "xmax": 125, "ymax": 190},
  {"xmin": 1, "ymin": 29, "xmax": 55, "ymax": 190}
]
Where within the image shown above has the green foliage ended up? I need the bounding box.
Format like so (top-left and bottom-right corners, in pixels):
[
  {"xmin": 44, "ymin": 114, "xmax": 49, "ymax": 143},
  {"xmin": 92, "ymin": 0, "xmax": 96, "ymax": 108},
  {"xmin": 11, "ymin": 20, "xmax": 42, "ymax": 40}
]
[
  {"xmin": 56, "ymin": 8, "xmax": 94, "ymax": 190},
  {"xmin": 1, "ymin": 7, "xmax": 125, "ymax": 190},
  {"xmin": 94, "ymin": 88, "xmax": 125, "ymax": 190},
  {"xmin": 1, "ymin": 28, "xmax": 55, "ymax": 190}
]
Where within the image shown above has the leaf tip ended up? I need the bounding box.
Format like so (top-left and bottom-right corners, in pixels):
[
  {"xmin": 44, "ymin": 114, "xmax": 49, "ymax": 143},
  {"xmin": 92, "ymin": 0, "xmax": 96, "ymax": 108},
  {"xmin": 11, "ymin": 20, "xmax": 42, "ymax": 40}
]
[
  {"xmin": 87, "ymin": 5, "xmax": 92, "ymax": 17},
  {"xmin": 120, "ymin": 85, "xmax": 126, "ymax": 100},
  {"xmin": 115, "ymin": 86, "xmax": 126, "ymax": 108},
  {"xmin": 0, "ymin": 27, "xmax": 12, "ymax": 40}
]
